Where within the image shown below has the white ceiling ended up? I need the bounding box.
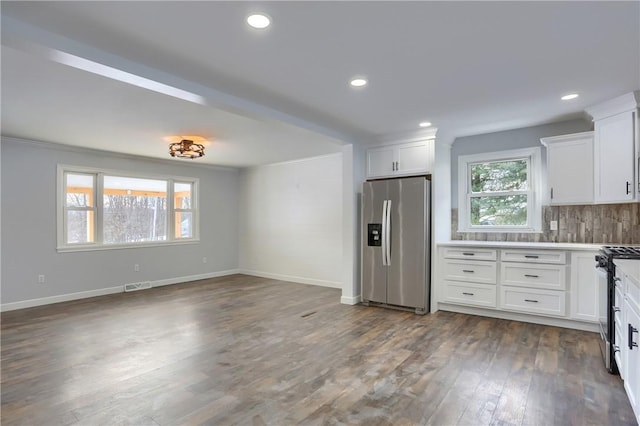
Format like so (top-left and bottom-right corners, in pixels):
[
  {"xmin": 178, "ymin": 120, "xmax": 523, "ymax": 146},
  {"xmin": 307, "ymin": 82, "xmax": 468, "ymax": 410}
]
[{"xmin": 2, "ymin": 1, "xmax": 639, "ymax": 168}]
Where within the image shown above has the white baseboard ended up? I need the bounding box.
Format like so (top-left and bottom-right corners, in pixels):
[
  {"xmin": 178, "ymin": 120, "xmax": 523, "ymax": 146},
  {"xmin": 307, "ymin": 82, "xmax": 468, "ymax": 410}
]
[
  {"xmin": 152, "ymin": 269, "xmax": 240, "ymax": 287},
  {"xmin": 1, "ymin": 286, "xmax": 123, "ymax": 312},
  {"xmin": 0, "ymin": 269, "xmax": 241, "ymax": 312},
  {"xmin": 341, "ymin": 295, "xmax": 362, "ymax": 305},
  {"xmin": 239, "ymin": 269, "xmax": 342, "ymax": 289}
]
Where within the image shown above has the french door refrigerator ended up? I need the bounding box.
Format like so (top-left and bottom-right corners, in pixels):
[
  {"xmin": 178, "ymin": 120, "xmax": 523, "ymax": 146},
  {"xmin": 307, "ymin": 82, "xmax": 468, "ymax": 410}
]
[{"xmin": 362, "ymin": 176, "xmax": 431, "ymax": 314}]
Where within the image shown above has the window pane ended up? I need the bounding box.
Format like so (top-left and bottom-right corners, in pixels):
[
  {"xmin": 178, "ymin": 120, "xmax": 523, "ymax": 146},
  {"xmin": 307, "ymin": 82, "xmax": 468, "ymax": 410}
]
[
  {"xmin": 175, "ymin": 212, "xmax": 193, "ymax": 239},
  {"xmin": 66, "ymin": 210, "xmax": 94, "ymax": 243},
  {"xmin": 66, "ymin": 173, "xmax": 94, "ymax": 207},
  {"xmin": 103, "ymin": 176, "xmax": 167, "ymax": 244},
  {"xmin": 470, "ymin": 159, "xmax": 528, "ymax": 193},
  {"xmin": 175, "ymin": 182, "xmax": 192, "ymax": 209},
  {"xmin": 470, "ymin": 195, "xmax": 527, "ymax": 226}
]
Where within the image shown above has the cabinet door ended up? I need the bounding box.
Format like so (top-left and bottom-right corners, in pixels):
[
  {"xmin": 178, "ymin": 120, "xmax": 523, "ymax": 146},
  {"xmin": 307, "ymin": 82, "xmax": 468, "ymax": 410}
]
[
  {"xmin": 595, "ymin": 111, "xmax": 636, "ymax": 203},
  {"xmin": 547, "ymin": 136, "xmax": 594, "ymax": 204},
  {"xmin": 366, "ymin": 146, "xmax": 395, "ymax": 178},
  {"xmin": 570, "ymin": 252, "xmax": 599, "ymax": 322},
  {"xmin": 396, "ymin": 141, "xmax": 429, "ymax": 176},
  {"xmin": 623, "ymin": 300, "xmax": 640, "ymax": 423}
]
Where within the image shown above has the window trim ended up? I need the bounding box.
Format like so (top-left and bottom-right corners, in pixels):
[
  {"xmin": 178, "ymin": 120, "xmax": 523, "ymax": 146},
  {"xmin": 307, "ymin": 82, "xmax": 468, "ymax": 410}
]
[
  {"xmin": 457, "ymin": 147, "xmax": 542, "ymax": 233},
  {"xmin": 57, "ymin": 164, "xmax": 200, "ymax": 252}
]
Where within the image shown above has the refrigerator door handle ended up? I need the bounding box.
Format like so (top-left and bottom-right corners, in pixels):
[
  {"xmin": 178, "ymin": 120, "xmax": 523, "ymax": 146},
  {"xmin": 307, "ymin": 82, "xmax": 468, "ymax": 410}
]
[
  {"xmin": 385, "ymin": 199, "xmax": 392, "ymax": 266},
  {"xmin": 381, "ymin": 200, "xmax": 388, "ymax": 265}
]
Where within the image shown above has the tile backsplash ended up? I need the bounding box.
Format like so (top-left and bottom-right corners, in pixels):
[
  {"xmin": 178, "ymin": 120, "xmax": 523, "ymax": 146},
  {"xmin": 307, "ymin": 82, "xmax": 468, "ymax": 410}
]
[{"xmin": 451, "ymin": 203, "xmax": 640, "ymax": 244}]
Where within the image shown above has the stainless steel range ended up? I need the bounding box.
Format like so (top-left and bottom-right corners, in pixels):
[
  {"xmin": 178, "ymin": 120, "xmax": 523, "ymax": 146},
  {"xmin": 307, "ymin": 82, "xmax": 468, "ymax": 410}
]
[{"xmin": 595, "ymin": 245, "xmax": 640, "ymax": 373}]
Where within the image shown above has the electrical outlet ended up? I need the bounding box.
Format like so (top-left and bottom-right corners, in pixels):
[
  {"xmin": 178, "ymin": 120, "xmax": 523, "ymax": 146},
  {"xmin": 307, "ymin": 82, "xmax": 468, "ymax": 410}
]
[
  {"xmin": 550, "ymin": 220, "xmax": 558, "ymax": 231},
  {"xmin": 134, "ymin": 264, "xmax": 140, "ymax": 272},
  {"xmin": 37, "ymin": 275, "xmax": 45, "ymax": 284},
  {"xmin": 202, "ymin": 257, "xmax": 207, "ymax": 264}
]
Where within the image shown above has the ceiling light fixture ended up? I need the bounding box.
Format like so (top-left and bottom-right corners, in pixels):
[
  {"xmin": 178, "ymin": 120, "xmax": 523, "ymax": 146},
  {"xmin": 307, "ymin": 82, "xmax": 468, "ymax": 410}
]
[
  {"xmin": 350, "ymin": 78, "xmax": 368, "ymax": 88},
  {"xmin": 169, "ymin": 139, "xmax": 205, "ymax": 159},
  {"xmin": 419, "ymin": 121, "xmax": 432, "ymax": 128},
  {"xmin": 247, "ymin": 14, "xmax": 271, "ymax": 29},
  {"xmin": 561, "ymin": 93, "xmax": 579, "ymax": 101}
]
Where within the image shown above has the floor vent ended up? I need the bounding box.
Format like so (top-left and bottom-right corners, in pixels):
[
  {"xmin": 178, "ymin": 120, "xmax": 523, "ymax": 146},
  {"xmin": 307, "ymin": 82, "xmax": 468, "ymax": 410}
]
[{"xmin": 124, "ymin": 281, "xmax": 152, "ymax": 292}]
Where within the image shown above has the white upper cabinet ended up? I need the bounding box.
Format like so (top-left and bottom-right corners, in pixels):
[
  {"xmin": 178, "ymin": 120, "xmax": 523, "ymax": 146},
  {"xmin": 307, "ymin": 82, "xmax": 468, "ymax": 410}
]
[
  {"xmin": 586, "ymin": 91, "xmax": 640, "ymax": 204},
  {"xmin": 541, "ymin": 132, "xmax": 594, "ymax": 205},
  {"xmin": 366, "ymin": 140, "xmax": 434, "ymax": 179}
]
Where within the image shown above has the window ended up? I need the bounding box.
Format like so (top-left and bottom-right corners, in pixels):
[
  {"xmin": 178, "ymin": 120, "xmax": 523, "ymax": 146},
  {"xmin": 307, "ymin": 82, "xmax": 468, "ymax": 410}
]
[
  {"xmin": 58, "ymin": 166, "xmax": 198, "ymax": 251},
  {"xmin": 458, "ymin": 148, "xmax": 542, "ymax": 233}
]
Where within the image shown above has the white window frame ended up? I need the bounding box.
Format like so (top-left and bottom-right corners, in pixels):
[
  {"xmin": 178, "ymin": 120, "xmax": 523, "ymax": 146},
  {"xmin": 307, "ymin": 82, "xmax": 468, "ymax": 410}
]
[
  {"xmin": 457, "ymin": 147, "xmax": 542, "ymax": 233},
  {"xmin": 57, "ymin": 165, "xmax": 200, "ymax": 252}
]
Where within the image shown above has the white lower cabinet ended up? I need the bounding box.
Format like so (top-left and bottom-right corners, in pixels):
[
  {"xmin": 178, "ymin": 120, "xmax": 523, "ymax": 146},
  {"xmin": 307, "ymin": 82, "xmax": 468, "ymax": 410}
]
[
  {"xmin": 499, "ymin": 249, "xmax": 567, "ymax": 318},
  {"xmin": 438, "ymin": 245, "xmax": 603, "ymax": 326},
  {"xmin": 570, "ymin": 251, "xmax": 600, "ymax": 322},
  {"xmin": 441, "ymin": 248, "xmax": 497, "ymax": 309},
  {"xmin": 624, "ymin": 300, "xmax": 640, "ymax": 422},
  {"xmin": 615, "ymin": 260, "xmax": 640, "ymax": 424}
]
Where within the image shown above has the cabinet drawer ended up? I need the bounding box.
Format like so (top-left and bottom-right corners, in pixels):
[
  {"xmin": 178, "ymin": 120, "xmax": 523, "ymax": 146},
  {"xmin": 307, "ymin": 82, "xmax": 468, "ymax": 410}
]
[
  {"xmin": 443, "ymin": 260, "xmax": 497, "ymax": 284},
  {"xmin": 500, "ymin": 287, "xmax": 566, "ymax": 317},
  {"xmin": 626, "ymin": 275, "xmax": 640, "ymax": 312},
  {"xmin": 443, "ymin": 247, "xmax": 497, "ymax": 261},
  {"xmin": 501, "ymin": 249, "xmax": 566, "ymax": 264},
  {"xmin": 500, "ymin": 263, "xmax": 566, "ymax": 290},
  {"xmin": 442, "ymin": 281, "xmax": 497, "ymax": 308}
]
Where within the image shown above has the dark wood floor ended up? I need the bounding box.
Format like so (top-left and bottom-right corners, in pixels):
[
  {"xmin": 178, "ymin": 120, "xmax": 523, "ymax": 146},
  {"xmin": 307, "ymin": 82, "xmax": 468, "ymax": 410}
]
[{"xmin": 1, "ymin": 274, "xmax": 636, "ymax": 425}]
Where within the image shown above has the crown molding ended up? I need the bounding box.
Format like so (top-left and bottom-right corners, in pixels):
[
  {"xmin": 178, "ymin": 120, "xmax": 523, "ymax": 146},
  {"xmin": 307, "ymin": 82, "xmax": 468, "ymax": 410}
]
[{"xmin": 585, "ymin": 90, "xmax": 640, "ymax": 121}]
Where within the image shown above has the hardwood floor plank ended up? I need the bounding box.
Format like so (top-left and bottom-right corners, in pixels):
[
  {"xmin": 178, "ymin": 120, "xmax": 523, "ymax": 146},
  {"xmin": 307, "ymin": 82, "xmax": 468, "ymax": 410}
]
[{"xmin": 1, "ymin": 275, "xmax": 636, "ymax": 425}]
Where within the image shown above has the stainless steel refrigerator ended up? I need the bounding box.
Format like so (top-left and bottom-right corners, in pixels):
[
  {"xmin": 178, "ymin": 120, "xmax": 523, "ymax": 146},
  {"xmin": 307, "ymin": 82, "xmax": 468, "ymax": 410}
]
[{"xmin": 362, "ymin": 176, "xmax": 431, "ymax": 314}]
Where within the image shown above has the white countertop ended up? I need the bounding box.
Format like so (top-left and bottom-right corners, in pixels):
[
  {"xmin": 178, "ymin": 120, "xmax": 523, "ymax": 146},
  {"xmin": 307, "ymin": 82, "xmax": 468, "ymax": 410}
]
[
  {"xmin": 614, "ymin": 259, "xmax": 640, "ymax": 284},
  {"xmin": 437, "ymin": 240, "xmax": 603, "ymax": 251}
]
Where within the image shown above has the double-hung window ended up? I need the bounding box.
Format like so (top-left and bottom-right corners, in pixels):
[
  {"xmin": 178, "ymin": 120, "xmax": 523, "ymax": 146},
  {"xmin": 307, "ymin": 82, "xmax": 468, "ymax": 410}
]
[
  {"xmin": 58, "ymin": 166, "xmax": 199, "ymax": 251},
  {"xmin": 458, "ymin": 147, "xmax": 542, "ymax": 233}
]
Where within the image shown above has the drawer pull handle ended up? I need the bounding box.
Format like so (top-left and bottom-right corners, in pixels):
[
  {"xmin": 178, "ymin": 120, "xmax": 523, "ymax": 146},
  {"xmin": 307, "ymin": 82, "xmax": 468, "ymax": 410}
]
[
  {"xmin": 613, "ymin": 306, "xmax": 621, "ymax": 313},
  {"xmin": 462, "ymin": 292, "xmax": 475, "ymax": 296},
  {"xmin": 613, "ymin": 345, "xmax": 621, "ymax": 353},
  {"xmin": 629, "ymin": 324, "xmax": 639, "ymax": 350},
  {"xmin": 524, "ymin": 255, "xmax": 539, "ymax": 259},
  {"xmin": 524, "ymin": 274, "xmax": 539, "ymax": 278},
  {"xmin": 524, "ymin": 299, "xmax": 539, "ymax": 303},
  {"xmin": 462, "ymin": 252, "xmax": 475, "ymax": 256},
  {"xmin": 462, "ymin": 270, "xmax": 475, "ymax": 273}
]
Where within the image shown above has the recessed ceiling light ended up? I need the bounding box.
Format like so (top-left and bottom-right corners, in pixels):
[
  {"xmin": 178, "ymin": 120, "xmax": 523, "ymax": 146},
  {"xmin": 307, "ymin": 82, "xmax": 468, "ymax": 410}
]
[
  {"xmin": 561, "ymin": 93, "xmax": 579, "ymax": 101},
  {"xmin": 247, "ymin": 14, "xmax": 270, "ymax": 29},
  {"xmin": 419, "ymin": 121, "xmax": 432, "ymax": 128},
  {"xmin": 350, "ymin": 78, "xmax": 368, "ymax": 88}
]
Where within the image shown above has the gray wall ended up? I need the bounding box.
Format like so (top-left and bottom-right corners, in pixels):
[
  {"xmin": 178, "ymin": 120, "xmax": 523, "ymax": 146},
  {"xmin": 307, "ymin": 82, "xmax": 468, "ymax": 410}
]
[
  {"xmin": 1, "ymin": 138, "xmax": 240, "ymax": 304},
  {"xmin": 450, "ymin": 118, "xmax": 593, "ymax": 207}
]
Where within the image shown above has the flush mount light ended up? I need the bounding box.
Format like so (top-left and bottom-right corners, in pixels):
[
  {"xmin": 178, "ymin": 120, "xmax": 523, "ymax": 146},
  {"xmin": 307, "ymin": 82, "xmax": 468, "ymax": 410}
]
[
  {"xmin": 165, "ymin": 135, "xmax": 208, "ymax": 159},
  {"xmin": 419, "ymin": 121, "xmax": 432, "ymax": 128},
  {"xmin": 350, "ymin": 78, "xmax": 368, "ymax": 88},
  {"xmin": 247, "ymin": 14, "xmax": 271, "ymax": 29},
  {"xmin": 561, "ymin": 93, "xmax": 579, "ymax": 101}
]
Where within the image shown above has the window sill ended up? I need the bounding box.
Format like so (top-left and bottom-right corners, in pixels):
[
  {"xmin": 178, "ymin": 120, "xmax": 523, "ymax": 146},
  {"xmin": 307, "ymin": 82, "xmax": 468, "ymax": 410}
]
[
  {"xmin": 57, "ymin": 239, "xmax": 200, "ymax": 253},
  {"xmin": 458, "ymin": 226, "xmax": 543, "ymax": 234}
]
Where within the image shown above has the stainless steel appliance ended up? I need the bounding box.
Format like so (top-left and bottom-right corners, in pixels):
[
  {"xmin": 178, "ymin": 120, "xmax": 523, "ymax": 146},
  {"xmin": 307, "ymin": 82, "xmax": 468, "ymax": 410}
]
[
  {"xmin": 595, "ymin": 245, "xmax": 640, "ymax": 373},
  {"xmin": 362, "ymin": 176, "xmax": 430, "ymax": 314}
]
